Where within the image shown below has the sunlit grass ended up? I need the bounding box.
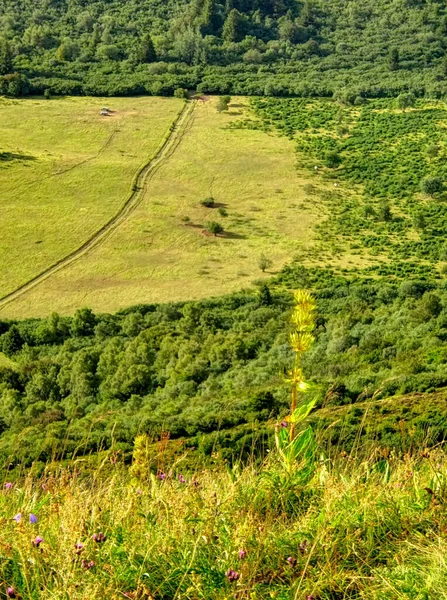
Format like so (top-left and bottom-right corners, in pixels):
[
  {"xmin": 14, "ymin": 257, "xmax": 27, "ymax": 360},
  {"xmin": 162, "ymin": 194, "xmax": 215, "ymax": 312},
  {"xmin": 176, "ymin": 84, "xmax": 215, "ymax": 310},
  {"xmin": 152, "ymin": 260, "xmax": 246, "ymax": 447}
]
[{"xmin": 1, "ymin": 448, "xmax": 446, "ymax": 599}]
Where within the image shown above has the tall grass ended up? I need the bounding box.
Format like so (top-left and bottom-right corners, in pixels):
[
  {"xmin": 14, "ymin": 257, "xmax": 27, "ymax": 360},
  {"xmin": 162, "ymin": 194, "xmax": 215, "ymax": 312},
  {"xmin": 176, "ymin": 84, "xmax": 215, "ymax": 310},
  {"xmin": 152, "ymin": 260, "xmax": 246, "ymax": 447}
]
[{"xmin": 1, "ymin": 448, "xmax": 446, "ymax": 599}]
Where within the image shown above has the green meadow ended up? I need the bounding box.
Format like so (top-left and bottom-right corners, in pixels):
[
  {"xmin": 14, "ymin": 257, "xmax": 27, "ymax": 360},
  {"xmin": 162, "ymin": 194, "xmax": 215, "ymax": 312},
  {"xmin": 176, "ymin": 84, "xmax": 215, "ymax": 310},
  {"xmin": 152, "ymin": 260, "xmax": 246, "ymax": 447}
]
[
  {"xmin": 1, "ymin": 96, "xmax": 374, "ymax": 318},
  {"xmin": 0, "ymin": 95, "xmax": 183, "ymax": 301}
]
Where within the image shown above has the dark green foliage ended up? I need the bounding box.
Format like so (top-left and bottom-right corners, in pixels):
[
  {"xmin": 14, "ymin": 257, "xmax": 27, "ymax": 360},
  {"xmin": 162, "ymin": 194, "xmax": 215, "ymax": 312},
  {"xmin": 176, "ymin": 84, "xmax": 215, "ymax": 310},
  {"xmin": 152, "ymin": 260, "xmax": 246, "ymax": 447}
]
[
  {"xmin": 0, "ymin": 37, "xmax": 11, "ymax": 75},
  {"xmin": 136, "ymin": 33, "xmax": 157, "ymax": 64},
  {"xmin": 1, "ymin": 266, "xmax": 447, "ymax": 465},
  {"xmin": 174, "ymin": 87, "xmax": 189, "ymax": 98},
  {"xmin": 217, "ymin": 95, "xmax": 231, "ymax": 112},
  {"xmin": 201, "ymin": 197, "xmax": 216, "ymax": 207},
  {"xmin": 2, "ymin": 0, "xmax": 447, "ymax": 98},
  {"xmin": 207, "ymin": 221, "xmax": 224, "ymax": 235},
  {"xmin": 421, "ymin": 175, "xmax": 443, "ymax": 197}
]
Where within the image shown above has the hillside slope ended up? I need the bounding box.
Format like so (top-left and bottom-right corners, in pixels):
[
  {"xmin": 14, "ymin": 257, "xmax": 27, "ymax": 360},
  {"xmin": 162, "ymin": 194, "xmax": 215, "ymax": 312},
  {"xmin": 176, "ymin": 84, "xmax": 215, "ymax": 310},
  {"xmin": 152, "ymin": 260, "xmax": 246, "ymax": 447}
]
[{"xmin": 0, "ymin": 0, "xmax": 446, "ymax": 97}]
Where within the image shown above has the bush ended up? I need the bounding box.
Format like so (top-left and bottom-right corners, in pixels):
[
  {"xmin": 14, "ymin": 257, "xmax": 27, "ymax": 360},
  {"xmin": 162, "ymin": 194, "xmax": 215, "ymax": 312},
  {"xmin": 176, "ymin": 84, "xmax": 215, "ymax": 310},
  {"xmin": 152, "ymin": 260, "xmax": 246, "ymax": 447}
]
[
  {"xmin": 174, "ymin": 88, "xmax": 188, "ymax": 99},
  {"xmin": 421, "ymin": 176, "xmax": 443, "ymax": 197},
  {"xmin": 201, "ymin": 197, "xmax": 216, "ymax": 208},
  {"xmin": 207, "ymin": 221, "xmax": 224, "ymax": 236}
]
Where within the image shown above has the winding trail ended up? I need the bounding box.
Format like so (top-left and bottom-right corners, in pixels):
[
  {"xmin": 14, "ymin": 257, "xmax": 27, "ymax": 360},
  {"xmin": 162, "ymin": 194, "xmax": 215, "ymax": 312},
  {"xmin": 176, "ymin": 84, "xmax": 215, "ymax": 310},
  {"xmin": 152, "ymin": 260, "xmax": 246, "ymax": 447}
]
[{"xmin": 0, "ymin": 100, "xmax": 196, "ymax": 311}]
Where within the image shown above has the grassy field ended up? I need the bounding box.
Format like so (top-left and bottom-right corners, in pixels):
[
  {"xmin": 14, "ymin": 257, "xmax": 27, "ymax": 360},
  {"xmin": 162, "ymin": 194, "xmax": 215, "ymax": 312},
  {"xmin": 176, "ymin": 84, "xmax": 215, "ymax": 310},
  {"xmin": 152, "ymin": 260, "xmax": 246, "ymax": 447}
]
[
  {"xmin": 0, "ymin": 96, "xmax": 365, "ymax": 318},
  {"xmin": 0, "ymin": 95, "xmax": 183, "ymax": 301},
  {"xmin": 1, "ymin": 446, "xmax": 446, "ymax": 599}
]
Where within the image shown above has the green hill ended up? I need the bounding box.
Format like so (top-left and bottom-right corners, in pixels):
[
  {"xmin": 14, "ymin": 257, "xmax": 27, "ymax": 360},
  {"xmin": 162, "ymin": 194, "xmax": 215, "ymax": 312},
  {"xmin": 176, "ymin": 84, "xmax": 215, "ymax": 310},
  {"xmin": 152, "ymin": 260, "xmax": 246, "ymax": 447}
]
[{"xmin": 1, "ymin": 0, "xmax": 447, "ymax": 97}]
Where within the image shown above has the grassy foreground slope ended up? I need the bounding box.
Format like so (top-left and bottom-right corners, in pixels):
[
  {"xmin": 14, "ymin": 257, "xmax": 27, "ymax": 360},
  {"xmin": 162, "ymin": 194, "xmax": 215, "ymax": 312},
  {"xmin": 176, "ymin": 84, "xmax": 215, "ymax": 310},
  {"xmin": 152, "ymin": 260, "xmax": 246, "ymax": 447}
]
[
  {"xmin": 0, "ymin": 96, "xmax": 338, "ymax": 318},
  {"xmin": 0, "ymin": 95, "xmax": 183, "ymax": 296},
  {"xmin": 1, "ymin": 450, "xmax": 446, "ymax": 599}
]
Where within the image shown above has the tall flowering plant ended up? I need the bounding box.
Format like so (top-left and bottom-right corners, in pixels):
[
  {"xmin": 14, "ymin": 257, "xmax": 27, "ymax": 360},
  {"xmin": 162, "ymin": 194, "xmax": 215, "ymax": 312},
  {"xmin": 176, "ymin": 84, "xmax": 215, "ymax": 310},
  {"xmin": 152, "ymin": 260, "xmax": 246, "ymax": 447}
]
[{"xmin": 275, "ymin": 290, "xmax": 319, "ymax": 480}]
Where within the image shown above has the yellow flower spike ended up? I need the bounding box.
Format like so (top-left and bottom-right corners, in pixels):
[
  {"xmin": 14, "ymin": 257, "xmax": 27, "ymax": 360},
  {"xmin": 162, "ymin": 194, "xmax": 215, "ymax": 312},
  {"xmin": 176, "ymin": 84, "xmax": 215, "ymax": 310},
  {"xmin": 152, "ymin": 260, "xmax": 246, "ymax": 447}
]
[{"xmin": 287, "ymin": 289, "xmax": 317, "ymax": 441}]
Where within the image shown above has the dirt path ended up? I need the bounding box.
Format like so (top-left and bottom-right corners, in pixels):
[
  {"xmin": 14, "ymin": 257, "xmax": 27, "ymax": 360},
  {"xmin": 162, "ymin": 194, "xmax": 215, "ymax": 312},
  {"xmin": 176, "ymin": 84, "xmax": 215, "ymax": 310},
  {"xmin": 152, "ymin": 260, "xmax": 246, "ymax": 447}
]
[{"xmin": 0, "ymin": 100, "xmax": 196, "ymax": 311}]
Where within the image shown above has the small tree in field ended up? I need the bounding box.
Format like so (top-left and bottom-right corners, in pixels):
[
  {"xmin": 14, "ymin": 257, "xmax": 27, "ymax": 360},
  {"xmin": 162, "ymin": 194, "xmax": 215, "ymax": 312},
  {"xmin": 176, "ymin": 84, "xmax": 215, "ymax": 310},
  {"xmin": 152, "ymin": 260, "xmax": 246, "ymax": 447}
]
[
  {"xmin": 258, "ymin": 254, "xmax": 273, "ymax": 272},
  {"xmin": 207, "ymin": 221, "xmax": 224, "ymax": 236},
  {"xmin": 217, "ymin": 95, "xmax": 231, "ymax": 112},
  {"xmin": 421, "ymin": 176, "xmax": 443, "ymax": 197}
]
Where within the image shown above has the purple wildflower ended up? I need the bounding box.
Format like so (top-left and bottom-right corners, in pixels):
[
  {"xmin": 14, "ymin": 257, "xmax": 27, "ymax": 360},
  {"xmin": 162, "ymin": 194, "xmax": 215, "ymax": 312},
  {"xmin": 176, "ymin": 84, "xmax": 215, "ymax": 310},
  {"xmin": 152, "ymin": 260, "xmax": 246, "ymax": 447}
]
[
  {"xmin": 12, "ymin": 513, "xmax": 22, "ymax": 523},
  {"xmin": 238, "ymin": 549, "xmax": 247, "ymax": 560},
  {"xmin": 286, "ymin": 556, "xmax": 297, "ymax": 567},
  {"xmin": 81, "ymin": 559, "xmax": 95, "ymax": 569},
  {"xmin": 6, "ymin": 587, "xmax": 17, "ymax": 598},
  {"xmin": 33, "ymin": 536, "xmax": 44, "ymax": 547},
  {"xmin": 157, "ymin": 471, "xmax": 166, "ymax": 480},
  {"xmin": 29, "ymin": 514, "xmax": 38, "ymax": 524},
  {"xmin": 178, "ymin": 474, "xmax": 186, "ymax": 484},
  {"xmin": 225, "ymin": 569, "xmax": 240, "ymax": 583},
  {"xmin": 4, "ymin": 482, "xmax": 13, "ymax": 491},
  {"xmin": 92, "ymin": 532, "xmax": 107, "ymax": 543},
  {"xmin": 75, "ymin": 542, "xmax": 84, "ymax": 555},
  {"xmin": 135, "ymin": 488, "xmax": 143, "ymax": 495},
  {"xmin": 280, "ymin": 421, "xmax": 288, "ymax": 428}
]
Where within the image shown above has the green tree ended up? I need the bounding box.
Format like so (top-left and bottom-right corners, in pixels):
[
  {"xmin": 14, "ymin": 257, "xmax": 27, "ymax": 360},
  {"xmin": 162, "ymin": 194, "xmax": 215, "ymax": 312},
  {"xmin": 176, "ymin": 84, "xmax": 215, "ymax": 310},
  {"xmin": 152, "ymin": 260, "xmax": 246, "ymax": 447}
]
[
  {"xmin": 388, "ymin": 47, "xmax": 399, "ymax": 71},
  {"xmin": 207, "ymin": 221, "xmax": 224, "ymax": 236},
  {"xmin": 71, "ymin": 308, "xmax": 97, "ymax": 337},
  {"xmin": 222, "ymin": 9, "xmax": 244, "ymax": 42},
  {"xmin": 396, "ymin": 92, "xmax": 415, "ymax": 111},
  {"xmin": 174, "ymin": 87, "xmax": 189, "ymax": 99},
  {"xmin": 55, "ymin": 41, "xmax": 79, "ymax": 62},
  {"xmin": 202, "ymin": 0, "xmax": 221, "ymax": 35},
  {"xmin": 258, "ymin": 254, "xmax": 273, "ymax": 272},
  {"xmin": 378, "ymin": 202, "xmax": 392, "ymax": 222},
  {"xmin": 0, "ymin": 38, "xmax": 12, "ymax": 75},
  {"xmin": 1, "ymin": 325, "xmax": 24, "ymax": 356},
  {"xmin": 137, "ymin": 33, "xmax": 157, "ymax": 64},
  {"xmin": 217, "ymin": 95, "xmax": 231, "ymax": 112},
  {"xmin": 258, "ymin": 283, "xmax": 272, "ymax": 305},
  {"xmin": 421, "ymin": 176, "xmax": 443, "ymax": 197}
]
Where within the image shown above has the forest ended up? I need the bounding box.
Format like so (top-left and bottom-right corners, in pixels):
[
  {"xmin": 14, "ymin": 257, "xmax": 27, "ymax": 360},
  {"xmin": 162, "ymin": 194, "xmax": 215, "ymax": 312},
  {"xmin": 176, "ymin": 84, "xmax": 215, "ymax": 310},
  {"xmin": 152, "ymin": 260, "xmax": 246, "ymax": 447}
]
[
  {"xmin": 1, "ymin": 0, "xmax": 447, "ymax": 97},
  {"xmin": 0, "ymin": 264, "xmax": 446, "ymax": 467}
]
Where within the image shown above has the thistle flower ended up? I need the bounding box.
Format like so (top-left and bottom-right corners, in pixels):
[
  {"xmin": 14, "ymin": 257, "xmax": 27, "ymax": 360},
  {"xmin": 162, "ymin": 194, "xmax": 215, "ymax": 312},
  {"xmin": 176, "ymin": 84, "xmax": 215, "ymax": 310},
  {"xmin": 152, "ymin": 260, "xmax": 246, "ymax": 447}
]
[
  {"xmin": 286, "ymin": 556, "xmax": 297, "ymax": 567},
  {"xmin": 238, "ymin": 549, "xmax": 246, "ymax": 560},
  {"xmin": 178, "ymin": 474, "xmax": 186, "ymax": 484},
  {"xmin": 280, "ymin": 421, "xmax": 288, "ymax": 428},
  {"xmin": 225, "ymin": 569, "xmax": 240, "ymax": 583},
  {"xmin": 157, "ymin": 471, "xmax": 166, "ymax": 480},
  {"xmin": 4, "ymin": 482, "xmax": 13, "ymax": 491},
  {"xmin": 92, "ymin": 532, "xmax": 107, "ymax": 543},
  {"xmin": 6, "ymin": 587, "xmax": 17, "ymax": 598},
  {"xmin": 12, "ymin": 513, "xmax": 22, "ymax": 523},
  {"xmin": 33, "ymin": 536, "xmax": 44, "ymax": 547},
  {"xmin": 75, "ymin": 542, "xmax": 84, "ymax": 554},
  {"xmin": 81, "ymin": 559, "xmax": 95, "ymax": 569},
  {"xmin": 29, "ymin": 514, "xmax": 38, "ymax": 524}
]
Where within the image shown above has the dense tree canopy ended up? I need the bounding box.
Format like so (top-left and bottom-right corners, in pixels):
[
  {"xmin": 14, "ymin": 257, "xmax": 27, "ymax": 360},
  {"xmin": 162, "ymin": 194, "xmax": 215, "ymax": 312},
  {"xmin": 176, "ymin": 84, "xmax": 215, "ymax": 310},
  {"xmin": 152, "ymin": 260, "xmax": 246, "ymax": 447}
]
[
  {"xmin": 0, "ymin": 0, "xmax": 447, "ymax": 97},
  {"xmin": 1, "ymin": 266, "xmax": 447, "ymax": 466}
]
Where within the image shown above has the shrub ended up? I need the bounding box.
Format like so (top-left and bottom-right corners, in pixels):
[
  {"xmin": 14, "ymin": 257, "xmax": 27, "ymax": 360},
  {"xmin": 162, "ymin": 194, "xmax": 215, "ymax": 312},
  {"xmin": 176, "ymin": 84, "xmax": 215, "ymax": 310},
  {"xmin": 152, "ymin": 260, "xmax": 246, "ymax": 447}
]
[
  {"xmin": 201, "ymin": 197, "xmax": 215, "ymax": 208},
  {"xmin": 421, "ymin": 176, "xmax": 443, "ymax": 197},
  {"xmin": 174, "ymin": 88, "xmax": 188, "ymax": 99},
  {"xmin": 207, "ymin": 221, "xmax": 224, "ymax": 236}
]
